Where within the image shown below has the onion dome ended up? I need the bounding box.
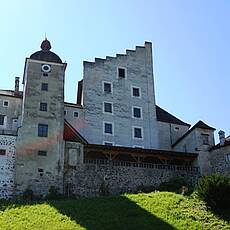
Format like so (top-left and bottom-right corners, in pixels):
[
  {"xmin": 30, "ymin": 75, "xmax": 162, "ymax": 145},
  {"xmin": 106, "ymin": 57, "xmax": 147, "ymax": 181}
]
[{"xmin": 30, "ymin": 38, "xmax": 62, "ymax": 63}]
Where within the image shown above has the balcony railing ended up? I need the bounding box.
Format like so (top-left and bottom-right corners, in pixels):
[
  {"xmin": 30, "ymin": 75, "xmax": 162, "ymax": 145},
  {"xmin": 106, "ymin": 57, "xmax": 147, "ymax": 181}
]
[{"xmin": 83, "ymin": 159, "xmax": 199, "ymax": 172}]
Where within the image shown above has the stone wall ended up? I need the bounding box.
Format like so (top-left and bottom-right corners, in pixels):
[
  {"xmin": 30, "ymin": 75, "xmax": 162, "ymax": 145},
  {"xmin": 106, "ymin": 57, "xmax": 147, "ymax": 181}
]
[
  {"xmin": 0, "ymin": 134, "xmax": 16, "ymax": 199},
  {"xmin": 64, "ymin": 163, "xmax": 200, "ymax": 197},
  {"xmin": 209, "ymin": 145, "xmax": 230, "ymax": 176}
]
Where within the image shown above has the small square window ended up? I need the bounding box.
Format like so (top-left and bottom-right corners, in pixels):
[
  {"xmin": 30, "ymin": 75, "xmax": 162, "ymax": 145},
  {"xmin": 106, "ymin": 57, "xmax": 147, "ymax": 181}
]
[
  {"xmin": 202, "ymin": 134, "xmax": 209, "ymax": 145},
  {"xmin": 40, "ymin": 103, "xmax": 47, "ymax": 112},
  {"xmin": 104, "ymin": 102, "xmax": 113, "ymax": 114},
  {"xmin": 38, "ymin": 150, "xmax": 47, "ymax": 156},
  {"xmin": 132, "ymin": 87, "xmax": 140, "ymax": 97},
  {"xmin": 38, "ymin": 124, "xmax": 48, "ymax": 137},
  {"xmin": 133, "ymin": 127, "xmax": 143, "ymax": 139},
  {"xmin": 104, "ymin": 122, "xmax": 113, "ymax": 135},
  {"xmin": 38, "ymin": 168, "xmax": 44, "ymax": 173},
  {"xmin": 104, "ymin": 142, "xmax": 113, "ymax": 146},
  {"xmin": 133, "ymin": 107, "xmax": 142, "ymax": 118},
  {"xmin": 73, "ymin": 111, "xmax": 79, "ymax": 117},
  {"xmin": 0, "ymin": 115, "xmax": 4, "ymax": 126},
  {"xmin": 43, "ymin": 73, "xmax": 48, "ymax": 77},
  {"xmin": 226, "ymin": 153, "xmax": 230, "ymax": 162},
  {"xmin": 0, "ymin": 149, "xmax": 6, "ymax": 156},
  {"xmin": 41, "ymin": 83, "xmax": 48, "ymax": 91},
  {"xmin": 3, "ymin": 101, "xmax": 9, "ymax": 107},
  {"xmin": 103, "ymin": 82, "xmax": 112, "ymax": 93},
  {"xmin": 118, "ymin": 67, "xmax": 126, "ymax": 78}
]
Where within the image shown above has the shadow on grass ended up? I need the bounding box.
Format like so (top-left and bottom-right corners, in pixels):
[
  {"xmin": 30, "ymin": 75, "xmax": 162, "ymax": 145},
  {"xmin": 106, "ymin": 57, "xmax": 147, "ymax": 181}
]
[
  {"xmin": 50, "ymin": 195, "xmax": 174, "ymax": 230},
  {"xmin": 211, "ymin": 208, "xmax": 230, "ymax": 222}
]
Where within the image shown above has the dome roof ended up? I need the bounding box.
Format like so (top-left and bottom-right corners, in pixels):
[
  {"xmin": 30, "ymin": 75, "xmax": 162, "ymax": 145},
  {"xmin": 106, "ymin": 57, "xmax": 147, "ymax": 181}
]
[{"xmin": 30, "ymin": 39, "xmax": 62, "ymax": 63}]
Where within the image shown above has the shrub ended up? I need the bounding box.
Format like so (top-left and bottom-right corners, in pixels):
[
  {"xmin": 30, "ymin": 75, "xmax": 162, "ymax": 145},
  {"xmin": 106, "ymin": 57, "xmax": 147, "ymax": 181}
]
[
  {"xmin": 136, "ymin": 184, "xmax": 156, "ymax": 193},
  {"xmin": 196, "ymin": 173, "xmax": 230, "ymax": 209},
  {"xmin": 46, "ymin": 186, "xmax": 63, "ymax": 200},
  {"xmin": 99, "ymin": 181, "xmax": 110, "ymax": 196},
  {"xmin": 158, "ymin": 176, "xmax": 188, "ymax": 194}
]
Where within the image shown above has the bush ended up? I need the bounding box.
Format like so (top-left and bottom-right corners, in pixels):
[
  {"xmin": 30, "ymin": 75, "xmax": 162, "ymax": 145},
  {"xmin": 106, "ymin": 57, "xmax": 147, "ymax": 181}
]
[
  {"xmin": 99, "ymin": 181, "xmax": 110, "ymax": 196},
  {"xmin": 196, "ymin": 173, "xmax": 230, "ymax": 209},
  {"xmin": 46, "ymin": 186, "xmax": 63, "ymax": 200},
  {"xmin": 158, "ymin": 177, "xmax": 189, "ymax": 194},
  {"xmin": 136, "ymin": 184, "xmax": 156, "ymax": 193}
]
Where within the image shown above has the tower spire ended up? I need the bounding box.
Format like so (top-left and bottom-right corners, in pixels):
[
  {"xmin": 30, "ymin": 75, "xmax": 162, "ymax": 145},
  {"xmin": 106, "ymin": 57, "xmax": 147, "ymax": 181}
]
[{"xmin": 41, "ymin": 37, "xmax": 51, "ymax": 51}]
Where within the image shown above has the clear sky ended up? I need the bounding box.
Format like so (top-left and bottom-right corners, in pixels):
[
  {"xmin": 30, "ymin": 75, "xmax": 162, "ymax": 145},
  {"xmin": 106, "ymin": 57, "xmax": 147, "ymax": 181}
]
[{"xmin": 1, "ymin": 0, "xmax": 229, "ymax": 142}]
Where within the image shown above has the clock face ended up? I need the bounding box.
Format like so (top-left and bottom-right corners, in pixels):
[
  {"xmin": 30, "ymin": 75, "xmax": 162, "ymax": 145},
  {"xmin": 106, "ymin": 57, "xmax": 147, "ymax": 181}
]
[{"xmin": 41, "ymin": 64, "xmax": 51, "ymax": 73}]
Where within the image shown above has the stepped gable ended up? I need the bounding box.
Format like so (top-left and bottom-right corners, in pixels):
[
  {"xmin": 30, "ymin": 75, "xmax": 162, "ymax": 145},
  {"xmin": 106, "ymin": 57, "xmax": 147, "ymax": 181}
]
[
  {"xmin": 83, "ymin": 41, "xmax": 151, "ymax": 66},
  {"xmin": 156, "ymin": 105, "xmax": 190, "ymax": 126},
  {"xmin": 172, "ymin": 120, "xmax": 215, "ymax": 147}
]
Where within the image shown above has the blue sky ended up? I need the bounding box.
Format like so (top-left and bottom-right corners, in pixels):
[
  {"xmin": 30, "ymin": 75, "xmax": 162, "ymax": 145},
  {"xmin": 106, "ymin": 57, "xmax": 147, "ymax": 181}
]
[{"xmin": 1, "ymin": 0, "xmax": 229, "ymax": 142}]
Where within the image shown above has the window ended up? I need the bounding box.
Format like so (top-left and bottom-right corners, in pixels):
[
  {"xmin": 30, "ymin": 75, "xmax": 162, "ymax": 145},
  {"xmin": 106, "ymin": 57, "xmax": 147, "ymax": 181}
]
[
  {"xmin": 73, "ymin": 111, "xmax": 79, "ymax": 117},
  {"xmin": 104, "ymin": 102, "xmax": 113, "ymax": 114},
  {"xmin": 0, "ymin": 115, "xmax": 4, "ymax": 125},
  {"xmin": 118, "ymin": 67, "xmax": 126, "ymax": 78},
  {"xmin": 132, "ymin": 86, "xmax": 141, "ymax": 97},
  {"xmin": 103, "ymin": 141, "xmax": 114, "ymax": 146},
  {"xmin": 132, "ymin": 107, "xmax": 142, "ymax": 119},
  {"xmin": 226, "ymin": 153, "xmax": 230, "ymax": 162},
  {"xmin": 0, "ymin": 149, "xmax": 6, "ymax": 156},
  {"xmin": 133, "ymin": 146, "xmax": 144, "ymax": 149},
  {"xmin": 38, "ymin": 124, "xmax": 48, "ymax": 137},
  {"xmin": 103, "ymin": 82, "xmax": 112, "ymax": 93},
  {"xmin": 41, "ymin": 83, "xmax": 48, "ymax": 91},
  {"xmin": 133, "ymin": 127, "xmax": 143, "ymax": 139},
  {"xmin": 38, "ymin": 168, "xmax": 44, "ymax": 176},
  {"xmin": 201, "ymin": 134, "xmax": 209, "ymax": 145},
  {"xmin": 3, "ymin": 100, "xmax": 9, "ymax": 107},
  {"xmin": 104, "ymin": 122, "xmax": 113, "ymax": 135},
  {"xmin": 40, "ymin": 103, "xmax": 47, "ymax": 112},
  {"xmin": 174, "ymin": 127, "xmax": 180, "ymax": 131},
  {"xmin": 38, "ymin": 150, "xmax": 47, "ymax": 156},
  {"xmin": 64, "ymin": 110, "xmax": 67, "ymax": 115},
  {"xmin": 43, "ymin": 73, "xmax": 48, "ymax": 77}
]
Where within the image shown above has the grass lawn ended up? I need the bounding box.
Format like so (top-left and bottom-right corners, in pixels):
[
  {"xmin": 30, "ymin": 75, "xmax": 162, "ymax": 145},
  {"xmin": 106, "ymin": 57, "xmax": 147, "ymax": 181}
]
[{"xmin": 0, "ymin": 192, "xmax": 229, "ymax": 230}]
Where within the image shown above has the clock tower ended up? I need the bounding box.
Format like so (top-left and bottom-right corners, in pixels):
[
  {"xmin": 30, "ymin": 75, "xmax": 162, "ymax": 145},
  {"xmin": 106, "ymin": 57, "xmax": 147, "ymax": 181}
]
[{"xmin": 15, "ymin": 39, "xmax": 67, "ymax": 197}]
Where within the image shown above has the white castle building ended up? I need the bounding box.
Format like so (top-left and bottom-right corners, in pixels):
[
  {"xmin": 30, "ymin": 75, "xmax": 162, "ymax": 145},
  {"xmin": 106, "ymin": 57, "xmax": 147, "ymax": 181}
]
[{"xmin": 0, "ymin": 39, "xmax": 229, "ymax": 199}]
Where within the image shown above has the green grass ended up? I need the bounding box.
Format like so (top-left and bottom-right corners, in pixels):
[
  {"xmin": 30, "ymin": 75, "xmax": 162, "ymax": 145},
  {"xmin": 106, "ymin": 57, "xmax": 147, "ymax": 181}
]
[{"xmin": 0, "ymin": 192, "xmax": 229, "ymax": 230}]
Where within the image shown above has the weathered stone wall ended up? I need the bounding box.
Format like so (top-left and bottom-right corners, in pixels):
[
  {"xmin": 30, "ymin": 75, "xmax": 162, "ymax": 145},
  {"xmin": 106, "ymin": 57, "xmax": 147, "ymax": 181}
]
[
  {"xmin": 0, "ymin": 95, "xmax": 22, "ymax": 132},
  {"xmin": 82, "ymin": 42, "xmax": 159, "ymax": 149},
  {"xmin": 64, "ymin": 163, "xmax": 200, "ymax": 197},
  {"xmin": 209, "ymin": 145, "xmax": 230, "ymax": 176},
  {"xmin": 172, "ymin": 128, "xmax": 216, "ymax": 175},
  {"xmin": 157, "ymin": 121, "xmax": 189, "ymax": 151},
  {"xmin": 0, "ymin": 134, "xmax": 16, "ymax": 199},
  {"xmin": 15, "ymin": 59, "xmax": 66, "ymax": 197},
  {"xmin": 64, "ymin": 105, "xmax": 85, "ymax": 133}
]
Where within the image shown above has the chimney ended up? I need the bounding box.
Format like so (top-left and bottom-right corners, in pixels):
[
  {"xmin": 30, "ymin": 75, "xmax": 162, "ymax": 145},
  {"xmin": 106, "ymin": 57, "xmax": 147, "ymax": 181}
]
[
  {"xmin": 15, "ymin": 77, "xmax": 19, "ymax": 92},
  {"xmin": 218, "ymin": 130, "xmax": 225, "ymax": 146}
]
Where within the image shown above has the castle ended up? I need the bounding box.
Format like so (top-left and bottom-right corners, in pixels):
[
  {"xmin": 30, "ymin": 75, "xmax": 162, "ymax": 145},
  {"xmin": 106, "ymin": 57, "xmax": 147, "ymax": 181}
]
[{"xmin": 0, "ymin": 39, "xmax": 229, "ymax": 199}]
